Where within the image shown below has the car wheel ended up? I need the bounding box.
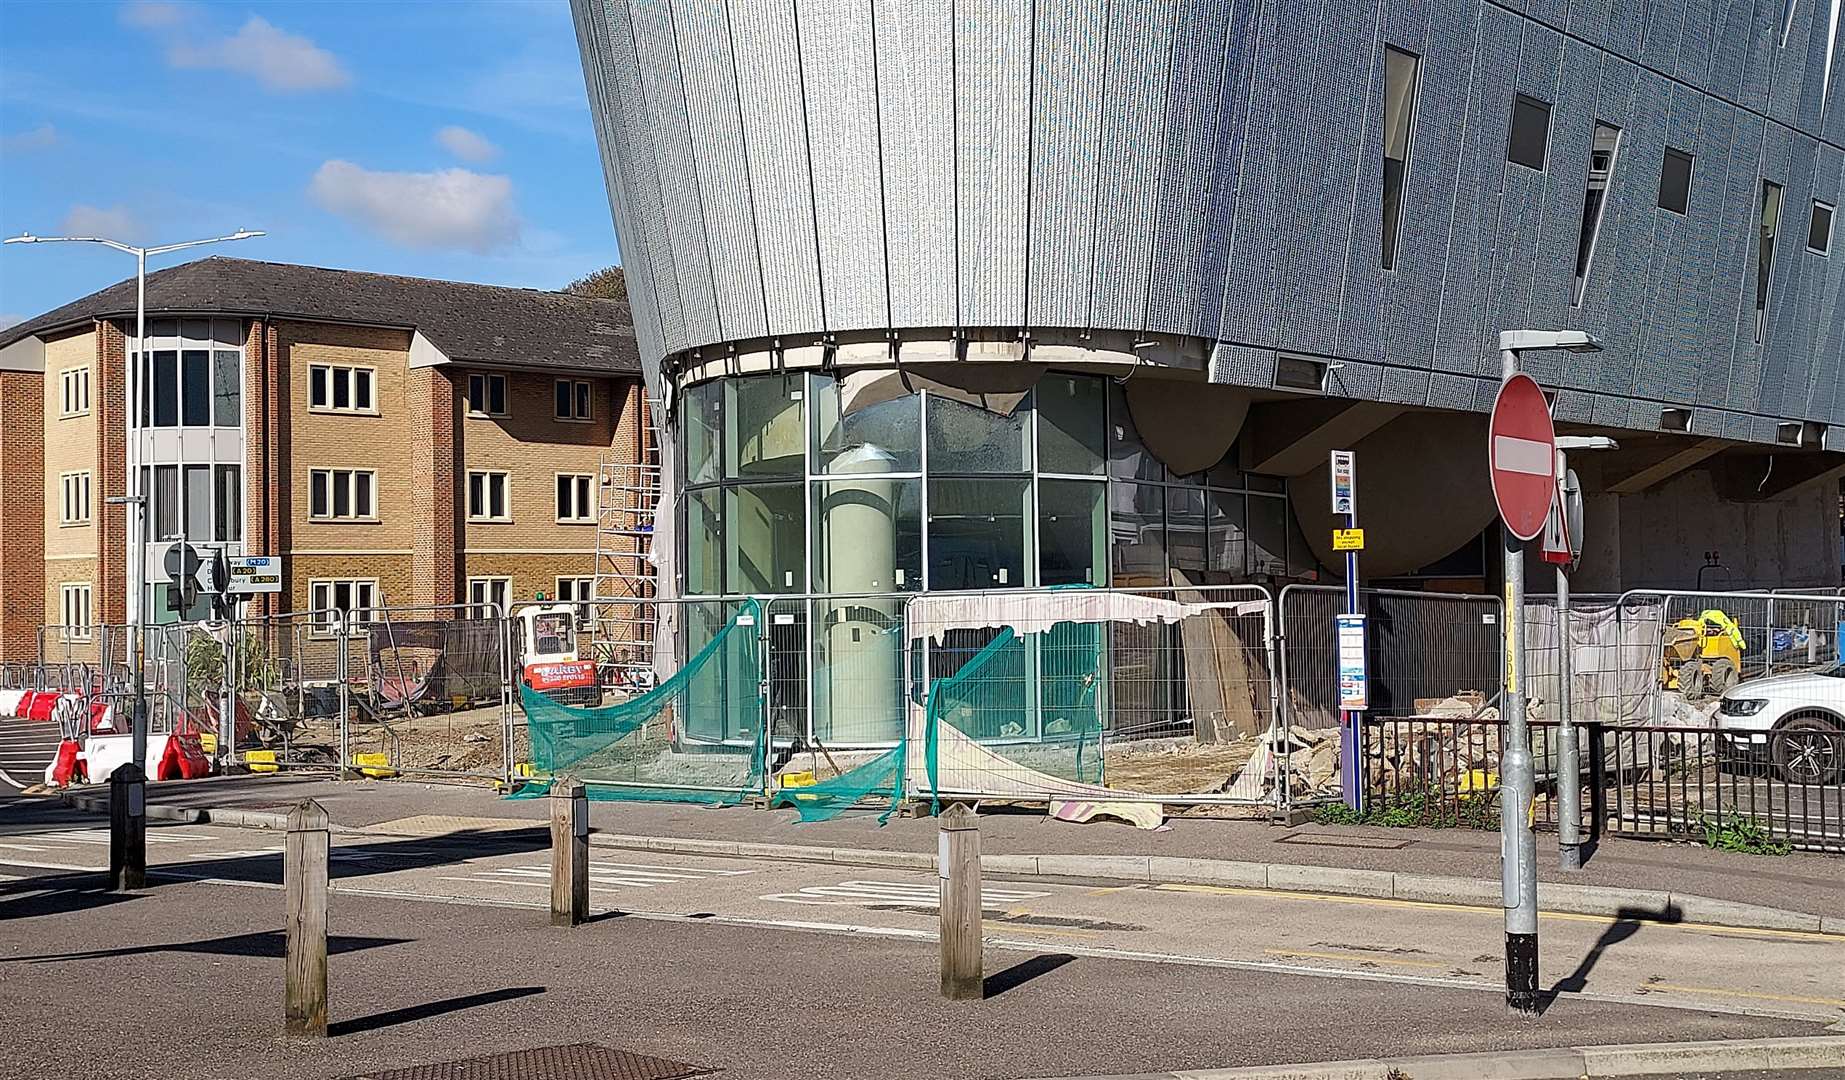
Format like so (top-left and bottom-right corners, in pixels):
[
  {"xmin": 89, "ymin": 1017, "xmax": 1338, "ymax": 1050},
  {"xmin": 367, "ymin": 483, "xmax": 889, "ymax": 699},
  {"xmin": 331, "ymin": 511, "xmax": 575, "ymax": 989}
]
[
  {"xmin": 1676, "ymin": 659, "xmax": 1706, "ymax": 699},
  {"xmin": 1705, "ymin": 657, "xmax": 1740, "ymax": 696},
  {"xmin": 1772, "ymin": 716, "xmax": 1843, "ymax": 785}
]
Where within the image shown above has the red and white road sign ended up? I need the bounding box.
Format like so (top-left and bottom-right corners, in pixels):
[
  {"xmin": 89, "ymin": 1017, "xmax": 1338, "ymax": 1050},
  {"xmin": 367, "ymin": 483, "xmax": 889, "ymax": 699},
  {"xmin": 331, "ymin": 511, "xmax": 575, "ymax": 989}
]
[{"xmin": 1488, "ymin": 373, "xmax": 1556, "ymax": 542}]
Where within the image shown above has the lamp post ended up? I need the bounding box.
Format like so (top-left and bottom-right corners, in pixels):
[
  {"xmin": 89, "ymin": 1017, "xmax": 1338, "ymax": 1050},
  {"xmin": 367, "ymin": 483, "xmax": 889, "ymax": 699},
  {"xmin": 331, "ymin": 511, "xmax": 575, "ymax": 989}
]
[
  {"xmin": 5, "ymin": 229, "xmax": 264, "ymax": 773},
  {"xmin": 1551, "ymin": 434, "xmax": 1617, "ymax": 871},
  {"xmin": 1495, "ymin": 328, "xmax": 1600, "ymax": 1016}
]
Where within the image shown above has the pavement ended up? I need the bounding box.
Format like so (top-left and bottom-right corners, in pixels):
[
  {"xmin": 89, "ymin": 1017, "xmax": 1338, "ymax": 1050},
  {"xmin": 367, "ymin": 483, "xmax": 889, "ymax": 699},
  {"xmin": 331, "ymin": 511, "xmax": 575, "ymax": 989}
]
[
  {"xmin": 56, "ymin": 773, "xmax": 1845, "ymax": 933},
  {"xmin": 4, "ymin": 786, "xmax": 1845, "ymax": 1080}
]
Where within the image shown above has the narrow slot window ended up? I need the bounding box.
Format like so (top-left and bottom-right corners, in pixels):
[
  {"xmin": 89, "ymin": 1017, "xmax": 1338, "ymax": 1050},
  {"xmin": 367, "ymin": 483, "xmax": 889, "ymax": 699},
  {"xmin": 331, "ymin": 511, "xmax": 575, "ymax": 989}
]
[
  {"xmin": 1507, "ymin": 95, "xmax": 1551, "ymax": 171},
  {"xmin": 1757, "ymin": 180, "xmax": 1783, "ymax": 344},
  {"xmin": 1808, "ymin": 201, "xmax": 1834, "ymax": 255},
  {"xmin": 1573, "ymin": 123, "xmax": 1623, "ymax": 305},
  {"xmin": 1382, "ymin": 47, "xmax": 1420, "ymax": 270},
  {"xmin": 1658, "ymin": 148, "xmax": 1694, "ymax": 214}
]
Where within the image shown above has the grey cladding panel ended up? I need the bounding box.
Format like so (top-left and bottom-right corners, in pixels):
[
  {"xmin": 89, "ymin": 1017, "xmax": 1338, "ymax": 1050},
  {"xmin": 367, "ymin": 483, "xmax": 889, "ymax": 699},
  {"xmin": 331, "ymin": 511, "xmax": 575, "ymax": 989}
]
[
  {"xmin": 956, "ymin": 0, "xmax": 1031, "ymax": 327},
  {"xmin": 631, "ymin": 0, "xmax": 719, "ymax": 347},
  {"xmin": 799, "ymin": 0, "xmax": 890, "ymax": 333},
  {"xmin": 1027, "ymin": 0, "xmax": 1108, "ymax": 329},
  {"xmin": 1089, "ymin": 0, "xmax": 1176, "ymax": 333},
  {"xmin": 874, "ymin": 0, "xmax": 957, "ymax": 328}
]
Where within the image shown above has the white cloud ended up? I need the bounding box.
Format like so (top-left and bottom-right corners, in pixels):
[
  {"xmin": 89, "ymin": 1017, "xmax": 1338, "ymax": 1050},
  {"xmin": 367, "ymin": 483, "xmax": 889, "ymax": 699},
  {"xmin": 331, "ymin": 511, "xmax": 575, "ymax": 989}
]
[
  {"xmin": 164, "ymin": 15, "xmax": 351, "ymax": 93},
  {"xmin": 61, "ymin": 204, "xmax": 139, "ymax": 241},
  {"xmin": 1, "ymin": 123, "xmax": 59, "ymax": 152},
  {"xmin": 120, "ymin": 1, "xmax": 189, "ymax": 29},
  {"xmin": 436, "ymin": 125, "xmax": 500, "ymax": 164},
  {"xmin": 309, "ymin": 160, "xmax": 520, "ymax": 253}
]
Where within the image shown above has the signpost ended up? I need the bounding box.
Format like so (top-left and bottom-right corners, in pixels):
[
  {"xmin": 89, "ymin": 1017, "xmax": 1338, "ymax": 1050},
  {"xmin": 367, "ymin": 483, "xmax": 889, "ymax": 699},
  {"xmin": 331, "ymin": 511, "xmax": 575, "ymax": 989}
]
[
  {"xmin": 1489, "ymin": 367, "xmax": 1555, "ymax": 1018},
  {"xmin": 1330, "ymin": 450, "xmax": 1363, "ymax": 809},
  {"xmin": 1547, "ymin": 437, "xmax": 1612, "ymax": 872}
]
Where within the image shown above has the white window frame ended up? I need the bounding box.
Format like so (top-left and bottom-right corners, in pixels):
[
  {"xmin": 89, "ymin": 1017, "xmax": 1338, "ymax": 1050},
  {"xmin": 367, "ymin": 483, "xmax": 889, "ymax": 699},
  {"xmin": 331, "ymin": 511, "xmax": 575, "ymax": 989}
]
[
  {"xmin": 59, "ymin": 471, "xmax": 93, "ymax": 526},
  {"xmin": 467, "ymin": 470, "xmax": 511, "ymax": 523},
  {"xmin": 1808, "ymin": 200, "xmax": 1835, "ymax": 256},
  {"xmin": 554, "ymin": 378, "xmax": 593, "ymax": 422},
  {"xmin": 467, "ymin": 576, "xmax": 511, "ymax": 618},
  {"xmin": 308, "ymin": 468, "xmax": 378, "ymax": 522},
  {"xmin": 467, "ymin": 372, "xmax": 509, "ymax": 418},
  {"xmin": 59, "ymin": 367, "xmax": 91, "ymax": 418},
  {"xmin": 60, "ymin": 583, "xmax": 93, "ymax": 640},
  {"xmin": 308, "ymin": 578, "xmax": 379, "ymax": 637},
  {"xmin": 556, "ymin": 575, "xmax": 595, "ymax": 627},
  {"xmin": 555, "ymin": 472, "xmax": 596, "ymax": 523},
  {"xmin": 308, "ymin": 363, "xmax": 378, "ymax": 415}
]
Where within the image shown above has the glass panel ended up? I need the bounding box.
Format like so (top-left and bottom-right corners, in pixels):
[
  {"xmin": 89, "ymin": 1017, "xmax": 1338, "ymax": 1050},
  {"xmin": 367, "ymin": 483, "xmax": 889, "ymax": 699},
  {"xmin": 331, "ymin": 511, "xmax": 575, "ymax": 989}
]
[
  {"xmin": 311, "ymin": 365, "xmax": 328, "ymax": 409},
  {"xmin": 212, "ymin": 318, "xmax": 241, "ymax": 347},
  {"xmin": 1507, "ymin": 95, "xmax": 1550, "ymax": 170},
  {"xmin": 184, "ymin": 464, "xmax": 211, "ymax": 541},
  {"xmin": 1248, "ymin": 494, "xmax": 1288, "ymax": 577},
  {"xmin": 1573, "ymin": 123, "xmax": 1622, "ymax": 304},
  {"xmin": 1286, "ymin": 500, "xmax": 1320, "ymax": 581},
  {"xmin": 154, "ymin": 465, "xmax": 180, "ymax": 538},
  {"xmin": 355, "ymin": 471, "xmax": 373, "ymax": 517},
  {"xmin": 813, "ymin": 477, "xmax": 923, "ymax": 592},
  {"xmin": 684, "ymin": 381, "xmax": 722, "ymax": 486},
  {"xmin": 1809, "ymin": 202, "xmax": 1834, "ymax": 253},
  {"xmin": 180, "ymin": 318, "xmax": 210, "ymax": 348},
  {"xmin": 813, "ymin": 596, "xmax": 903, "ymax": 744},
  {"xmin": 332, "ymin": 367, "xmax": 351, "ymax": 410},
  {"xmin": 1659, "ymin": 148, "xmax": 1694, "ymax": 214},
  {"xmin": 1382, "ymin": 47, "xmax": 1419, "ymax": 270},
  {"xmin": 927, "ymin": 477, "xmax": 1029, "ymax": 590},
  {"xmin": 926, "ymin": 392, "xmax": 1029, "ymax": 473},
  {"xmin": 810, "ymin": 373, "xmax": 922, "ymax": 474},
  {"xmin": 1110, "ymin": 481, "xmax": 1166, "ymax": 585},
  {"xmin": 1167, "ymin": 486, "xmax": 1209, "ymax": 579},
  {"xmin": 1757, "ymin": 181, "xmax": 1783, "ymax": 342},
  {"xmin": 556, "ymin": 475, "xmax": 571, "ymax": 517},
  {"xmin": 153, "ymin": 351, "xmax": 178, "ymax": 427},
  {"xmin": 1207, "ymin": 489, "xmax": 1247, "ymax": 575},
  {"xmin": 576, "ymin": 380, "xmax": 591, "ymax": 418},
  {"xmin": 333, "ymin": 472, "xmax": 352, "ymax": 518},
  {"xmin": 685, "ymin": 487, "xmax": 724, "ymax": 595},
  {"xmin": 313, "ymin": 471, "xmax": 330, "ymax": 518},
  {"xmin": 726, "ymin": 374, "xmax": 805, "ymax": 478},
  {"xmin": 1107, "ymin": 382, "xmax": 1164, "ymax": 482},
  {"xmin": 491, "ymin": 376, "xmax": 506, "ymax": 414},
  {"xmin": 215, "ymin": 465, "xmax": 241, "ymax": 542},
  {"xmin": 468, "ymin": 473, "xmax": 483, "ymax": 517},
  {"xmin": 354, "ymin": 368, "xmax": 373, "ymax": 410},
  {"xmin": 727, "ymin": 482, "xmax": 805, "ymax": 593},
  {"xmin": 213, "ymin": 350, "xmax": 240, "ymax": 426},
  {"xmin": 1038, "ymin": 479, "xmax": 1106, "ymax": 587},
  {"xmin": 1036, "ymin": 373, "xmax": 1106, "ymax": 475},
  {"xmin": 180, "ymin": 351, "xmax": 210, "ymax": 425}
]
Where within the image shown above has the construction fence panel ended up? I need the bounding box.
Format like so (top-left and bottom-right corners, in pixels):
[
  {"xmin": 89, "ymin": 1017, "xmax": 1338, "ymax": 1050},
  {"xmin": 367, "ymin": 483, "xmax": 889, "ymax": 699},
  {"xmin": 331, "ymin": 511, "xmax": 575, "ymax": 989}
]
[
  {"xmin": 347, "ymin": 603, "xmax": 512, "ymax": 782},
  {"xmin": 1521, "ymin": 596, "xmax": 1664, "ymax": 725},
  {"xmin": 221, "ymin": 612, "xmax": 349, "ymax": 771},
  {"xmin": 1628, "ymin": 590, "xmax": 1845, "ymax": 721}
]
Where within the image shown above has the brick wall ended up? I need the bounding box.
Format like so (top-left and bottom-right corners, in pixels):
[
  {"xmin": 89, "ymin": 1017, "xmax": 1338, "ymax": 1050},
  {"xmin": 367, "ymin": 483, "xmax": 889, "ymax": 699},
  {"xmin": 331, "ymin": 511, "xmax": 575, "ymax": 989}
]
[
  {"xmin": 410, "ymin": 366, "xmax": 459, "ymax": 608},
  {"xmin": 94, "ymin": 322, "xmax": 127, "ymax": 624},
  {"xmin": 0, "ymin": 369, "xmax": 45, "ymax": 661}
]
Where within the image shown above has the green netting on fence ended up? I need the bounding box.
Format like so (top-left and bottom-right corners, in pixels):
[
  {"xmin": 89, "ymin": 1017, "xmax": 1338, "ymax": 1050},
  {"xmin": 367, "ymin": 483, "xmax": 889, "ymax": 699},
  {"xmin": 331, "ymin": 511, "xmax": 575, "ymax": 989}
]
[
  {"xmin": 508, "ymin": 598, "xmax": 766, "ymax": 804},
  {"xmin": 768, "ymin": 744, "xmax": 906, "ymax": 824}
]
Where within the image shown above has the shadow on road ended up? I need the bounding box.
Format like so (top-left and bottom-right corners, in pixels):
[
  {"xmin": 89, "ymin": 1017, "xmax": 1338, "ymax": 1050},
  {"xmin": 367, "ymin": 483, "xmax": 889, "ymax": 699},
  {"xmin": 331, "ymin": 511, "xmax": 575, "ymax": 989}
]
[
  {"xmin": 1540, "ymin": 902, "xmax": 1683, "ymax": 1014},
  {"xmin": 983, "ymin": 953, "xmax": 1076, "ymax": 998},
  {"xmin": 3, "ymin": 927, "xmax": 411, "ymax": 964},
  {"xmin": 329, "ymin": 985, "xmax": 546, "ymax": 1037}
]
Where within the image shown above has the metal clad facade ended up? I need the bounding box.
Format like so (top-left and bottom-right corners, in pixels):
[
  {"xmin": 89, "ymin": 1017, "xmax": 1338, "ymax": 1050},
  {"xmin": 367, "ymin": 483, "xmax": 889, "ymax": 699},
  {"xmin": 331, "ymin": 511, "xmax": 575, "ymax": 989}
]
[{"xmin": 571, "ymin": 0, "xmax": 1845, "ymax": 445}]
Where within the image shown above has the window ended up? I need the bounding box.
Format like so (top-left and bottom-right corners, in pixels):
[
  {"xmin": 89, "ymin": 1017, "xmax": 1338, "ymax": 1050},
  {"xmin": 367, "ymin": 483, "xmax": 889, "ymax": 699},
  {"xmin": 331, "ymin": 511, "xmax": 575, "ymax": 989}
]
[
  {"xmin": 309, "ymin": 579, "xmax": 377, "ymax": 635},
  {"xmin": 1658, "ymin": 148, "xmax": 1694, "ymax": 214},
  {"xmin": 555, "ymin": 378, "xmax": 593, "ymax": 421},
  {"xmin": 1809, "ymin": 201, "xmax": 1834, "ymax": 255},
  {"xmin": 556, "ymin": 473, "xmax": 595, "ymax": 523},
  {"xmin": 556, "ymin": 576, "xmax": 595, "ymax": 626},
  {"xmin": 60, "ymin": 584, "xmax": 93, "ymax": 638},
  {"xmin": 213, "ymin": 349, "xmax": 240, "ymax": 427},
  {"xmin": 1382, "ymin": 47, "xmax": 1420, "ymax": 270},
  {"xmin": 59, "ymin": 471, "xmax": 92, "ymax": 525},
  {"xmin": 59, "ymin": 368, "xmax": 90, "ymax": 417},
  {"xmin": 467, "ymin": 576, "xmax": 510, "ymax": 617},
  {"xmin": 1757, "ymin": 180, "xmax": 1784, "ymax": 344},
  {"xmin": 153, "ymin": 351, "xmax": 178, "ymax": 426},
  {"xmin": 214, "ymin": 464, "xmax": 242, "ymax": 542},
  {"xmin": 181, "ymin": 350, "xmax": 210, "ymax": 425},
  {"xmin": 309, "ymin": 468, "xmax": 377, "ymax": 521},
  {"xmin": 467, "ymin": 373, "xmax": 508, "ymax": 417},
  {"xmin": 308, "ymin": 364, "xmax": 376, "ymax": 414},
  {"xmin": 1507, "ymin": 94, "xmax": 1551, "ymax": 171},
  {"xmin": 132, "ymin": 318, "xmax": 243, "ymax": 430},
  {"xmin": 467, "ymin": 470, "xmax": 510, "ymax": 521},
  {"xmin": 153, "ymin": 464, "xmax": 180, "ymax": 539},
  {"xmin": 1572, "ymin": 123, "xmax": 1623, "ymax": 305},
  {"xmin": 184, "ymin": 464, "xmax": 211, "ymax": 541}
]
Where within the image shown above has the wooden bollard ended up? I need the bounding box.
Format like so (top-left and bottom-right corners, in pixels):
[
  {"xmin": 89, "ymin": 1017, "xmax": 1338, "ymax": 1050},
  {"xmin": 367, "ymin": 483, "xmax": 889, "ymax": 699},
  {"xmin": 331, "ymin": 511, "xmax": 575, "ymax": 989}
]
[
  {"xmin": 550, "ymin": 780, "xmax": 589, "ymax": 926},
  {"xmin": 108, "ymin": 763, "xmax": 147, "ymax": 891},
  {"xmin": 284, "ymin": 799, "xmax": 330, "ymax": 1038},
  {"xmin": 938, "ymin": 802, "xmax": 982, "ymax": 1000}
]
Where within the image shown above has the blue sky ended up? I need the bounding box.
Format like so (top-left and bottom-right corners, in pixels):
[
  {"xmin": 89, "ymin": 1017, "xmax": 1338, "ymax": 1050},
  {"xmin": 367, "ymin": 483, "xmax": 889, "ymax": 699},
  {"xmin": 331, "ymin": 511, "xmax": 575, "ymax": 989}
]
[{"xmin": 0, "ymin": 0, "xmax": 620, "ymax": 328}]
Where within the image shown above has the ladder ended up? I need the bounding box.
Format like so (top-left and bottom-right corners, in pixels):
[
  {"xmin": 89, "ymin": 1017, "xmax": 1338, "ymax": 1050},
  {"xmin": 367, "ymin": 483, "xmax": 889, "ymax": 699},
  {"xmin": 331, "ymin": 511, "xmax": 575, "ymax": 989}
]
[{"xmin": 589, "ymin": 420, "xmax": 661, "ymax": 688}]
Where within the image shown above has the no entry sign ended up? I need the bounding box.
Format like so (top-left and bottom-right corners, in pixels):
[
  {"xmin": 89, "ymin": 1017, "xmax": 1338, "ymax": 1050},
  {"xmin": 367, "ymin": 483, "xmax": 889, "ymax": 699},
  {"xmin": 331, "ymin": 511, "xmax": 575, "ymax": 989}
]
[{"xmin": 1489, "ymin": 373, "xmax": 1556, "ymax": 541}]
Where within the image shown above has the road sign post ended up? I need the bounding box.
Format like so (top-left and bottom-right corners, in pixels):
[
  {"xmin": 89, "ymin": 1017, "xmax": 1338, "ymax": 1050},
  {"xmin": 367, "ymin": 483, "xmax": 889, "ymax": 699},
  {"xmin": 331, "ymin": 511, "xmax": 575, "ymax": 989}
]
[
  {"xmin": 1490, "ymin": 362, "xmax": 1554, "ymax": 1017},
  {"xmin": 1330, "ymin": 450, "xmax": 1363, "ymax": 809}
]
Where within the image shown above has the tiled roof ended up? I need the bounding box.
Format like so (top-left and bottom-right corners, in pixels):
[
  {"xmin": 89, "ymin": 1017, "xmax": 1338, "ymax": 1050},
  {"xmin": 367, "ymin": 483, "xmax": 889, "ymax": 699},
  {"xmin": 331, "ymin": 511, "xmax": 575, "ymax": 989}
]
[{"xmin": 0, "ymin": 256, "xmax": 638, "ymax": 374}]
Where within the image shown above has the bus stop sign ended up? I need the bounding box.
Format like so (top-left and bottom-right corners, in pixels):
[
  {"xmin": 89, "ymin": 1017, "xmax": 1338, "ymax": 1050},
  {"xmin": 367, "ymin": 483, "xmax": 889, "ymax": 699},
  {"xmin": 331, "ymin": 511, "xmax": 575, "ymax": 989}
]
[{"xmin": 1488, "ymin": 373, "xmax": 1556, "ymax": 542}]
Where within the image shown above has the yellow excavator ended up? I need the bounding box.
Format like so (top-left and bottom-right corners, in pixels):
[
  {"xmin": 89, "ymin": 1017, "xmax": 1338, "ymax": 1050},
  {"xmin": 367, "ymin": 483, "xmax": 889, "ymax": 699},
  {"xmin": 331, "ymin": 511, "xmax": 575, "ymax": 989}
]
[{"xmin": 1660, "ymin": 608, "xmax": 1746, "ymax": 699}]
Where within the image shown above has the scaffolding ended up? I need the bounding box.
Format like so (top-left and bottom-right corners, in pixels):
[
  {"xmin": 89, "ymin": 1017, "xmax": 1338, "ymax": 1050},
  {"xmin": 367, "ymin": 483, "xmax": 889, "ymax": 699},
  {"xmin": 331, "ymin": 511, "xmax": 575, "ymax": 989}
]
[{"xmin": 589, "ymin": 423, "xmax": 661, "ymax": 689}]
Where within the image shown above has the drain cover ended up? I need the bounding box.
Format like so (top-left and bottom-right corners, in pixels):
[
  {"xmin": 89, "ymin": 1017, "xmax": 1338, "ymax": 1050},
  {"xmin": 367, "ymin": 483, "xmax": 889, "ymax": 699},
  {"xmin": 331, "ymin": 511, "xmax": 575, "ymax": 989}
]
[{"xmin": 340, "ymin": 1043, "xmax": 714, "ymax": 1080}]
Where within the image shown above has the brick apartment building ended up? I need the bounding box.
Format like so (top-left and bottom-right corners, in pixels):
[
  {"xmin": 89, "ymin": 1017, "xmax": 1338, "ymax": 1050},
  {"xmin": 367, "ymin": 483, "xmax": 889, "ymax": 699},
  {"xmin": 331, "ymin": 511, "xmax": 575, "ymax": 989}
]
[{"xmin": 0, "ymin": 256, "xmax": 648, "ymax": 661}]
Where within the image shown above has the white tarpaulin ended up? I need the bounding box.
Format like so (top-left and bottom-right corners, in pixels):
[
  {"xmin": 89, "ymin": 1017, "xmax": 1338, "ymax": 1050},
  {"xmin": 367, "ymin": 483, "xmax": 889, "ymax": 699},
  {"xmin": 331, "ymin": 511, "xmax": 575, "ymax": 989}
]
[{"xmin": 904, "ymin": 591, "xmax": 1267, "ymax": 643}]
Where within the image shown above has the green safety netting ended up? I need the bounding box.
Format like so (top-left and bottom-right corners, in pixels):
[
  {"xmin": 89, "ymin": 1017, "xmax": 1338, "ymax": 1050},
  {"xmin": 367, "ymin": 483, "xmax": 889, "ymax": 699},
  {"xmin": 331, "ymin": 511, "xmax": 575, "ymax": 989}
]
[
  {"xmin": 508, "ymin": 598, "xmax": 766, "ymax": 804},
  {"xmin": 768, "ymin": 743, "xmax": 906, "ymax": 824}
]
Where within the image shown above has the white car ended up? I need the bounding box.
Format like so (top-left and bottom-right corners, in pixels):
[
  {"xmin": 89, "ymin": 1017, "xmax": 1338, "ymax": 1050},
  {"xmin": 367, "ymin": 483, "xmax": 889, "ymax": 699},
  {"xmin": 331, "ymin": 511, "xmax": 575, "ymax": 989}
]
[{"xmin": 1716, "ymin": 667, "xmax": 1845, "ymax": 784}]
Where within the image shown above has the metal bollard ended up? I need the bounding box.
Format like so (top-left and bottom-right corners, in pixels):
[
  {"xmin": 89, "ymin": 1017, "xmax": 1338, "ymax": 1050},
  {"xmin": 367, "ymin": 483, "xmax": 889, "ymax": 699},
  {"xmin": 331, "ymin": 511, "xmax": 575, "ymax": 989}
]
[
  {"xmin": 550, "ymin": 780, "xmax": 589, "ymax": 927},
  {"xmin": 284, "ymin": 799, "xmax": 330, "ymax": 1038},
  {"xmin": 108, "ymin": 763, "xmax": 146, "ymax": 891},
  {"xmin": 938, "ymin": 803, "xmax": 982, "ymax": 1001}
]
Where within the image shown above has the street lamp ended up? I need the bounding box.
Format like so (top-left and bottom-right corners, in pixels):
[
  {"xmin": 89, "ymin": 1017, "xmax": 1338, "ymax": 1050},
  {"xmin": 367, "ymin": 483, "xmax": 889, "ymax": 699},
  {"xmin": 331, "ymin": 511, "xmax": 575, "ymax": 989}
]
[
  {"xmin": 1553, "ymin": 434, "xmax": 1618, "ymax": 873},
  {"xmin": 5, "ymin": 228, "xmax": 264, "ymax": 774},
  {"xmin": 1495, "ymin": 328, "xmax": 1601, "ymax": 1016}
]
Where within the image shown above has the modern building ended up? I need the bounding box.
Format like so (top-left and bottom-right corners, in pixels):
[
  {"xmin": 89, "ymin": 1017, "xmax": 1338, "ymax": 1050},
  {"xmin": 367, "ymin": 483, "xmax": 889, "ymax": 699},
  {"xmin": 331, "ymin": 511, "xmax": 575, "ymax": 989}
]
[
  {"xmin": 0, "ymin": 257, "xmax": 649, "ymax": 662},
  {"xmin": 570, "ymin": 0, "xmax": 1844, "ymax": 610}
]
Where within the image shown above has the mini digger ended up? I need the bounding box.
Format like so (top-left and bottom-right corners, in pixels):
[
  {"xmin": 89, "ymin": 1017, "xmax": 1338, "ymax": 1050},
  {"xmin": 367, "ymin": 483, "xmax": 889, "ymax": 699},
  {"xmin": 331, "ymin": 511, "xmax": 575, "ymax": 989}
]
[{"xmin": 1661, "ymin": 608, "xmax": 1746, "ymax": 700}]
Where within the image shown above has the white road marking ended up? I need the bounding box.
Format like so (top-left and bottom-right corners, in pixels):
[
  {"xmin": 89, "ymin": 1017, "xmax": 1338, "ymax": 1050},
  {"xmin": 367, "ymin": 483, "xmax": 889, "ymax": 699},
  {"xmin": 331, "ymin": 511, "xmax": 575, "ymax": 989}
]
[
  {"xmin": 761, "ymin": 878, "xmax": 1051, "ymax": 909},
  {"xmin": 461, "ymin": 860, "xmax": 756, "ymax": 891},
  {"xmin": 3, "ymin": 829, "xmax": 215, "ymax": 847}
]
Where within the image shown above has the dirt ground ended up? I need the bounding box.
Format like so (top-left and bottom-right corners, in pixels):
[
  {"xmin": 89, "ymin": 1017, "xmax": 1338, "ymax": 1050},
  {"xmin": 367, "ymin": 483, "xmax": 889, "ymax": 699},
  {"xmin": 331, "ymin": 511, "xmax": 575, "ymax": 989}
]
[{"xmin": 1101, "ymin": 735, "xmax": 1262, "ymax": 795}]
